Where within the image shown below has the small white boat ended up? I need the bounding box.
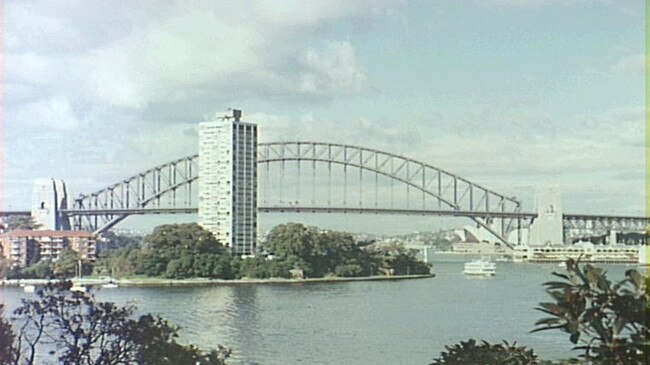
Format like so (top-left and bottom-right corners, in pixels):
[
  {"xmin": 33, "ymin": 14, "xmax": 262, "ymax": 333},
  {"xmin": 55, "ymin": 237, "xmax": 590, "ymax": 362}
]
[
  {"xmin": 463, "ymin": 258, "xmax": 497, "ymax": 276},
  {"xmin": 22, "ymin": 285, "xmax": 36, "ymax": 293},
  {"xmin": 70, "ymin": 259, "xmax": 88, "ymax": 292},
  {"xmin": 102, "ymin": 268, "xmax": 118, "ymax": 289},
  {"xmin": 558, "ymin": 261, "xmax": 567, "ymax": 268},
  {"xmin": 102, "ymin": 281, "xmax": 118, "ymax": 289},
  {"xmin": 70, "ymin": 284, "xmax": 87, "ymax": 293}
]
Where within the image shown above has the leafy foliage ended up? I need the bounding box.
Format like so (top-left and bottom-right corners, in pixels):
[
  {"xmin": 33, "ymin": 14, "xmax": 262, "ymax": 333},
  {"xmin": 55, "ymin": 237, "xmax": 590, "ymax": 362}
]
[
  {"xmin": 96, "ymin": 231, "xmax": 142, "ymax": 254},
  {"xmin": 263, "ymin": 223, "xmax": 430, "ymax": 278},
  {"xmin": 17, "ymin": 260, "xmax": 54, "ymax": 279},
  {"xmin": 532, "ymin": 259, "xmax": 648, "ymax": 364},
  {"xmin": 238, "ymin": 256, "xmax": 292, "ymax": 279},
  {"xmin": 429, "ymin": 339, "xmax": 538, "ymax": 365},
  {"xmin": 0, "ymin": 216, "xmax": 41, "ymax": 231},
  {"xmin": 139, "ymin": 223, "xmax": 236, "ymax": 279},
  {"xmin": 52, "ymin": 248, "xmax": 92, "ymax": 278},
  {"xmin": 369, "ymin": 243, "xmax": 432, "ymax": 276},
  {"xmin": 0, "ymin": 306, "xmax": 14, "ymax": 365},
  {"xmin": 5, "ymin": 282, "xmax": 230, "ymax": 365}
]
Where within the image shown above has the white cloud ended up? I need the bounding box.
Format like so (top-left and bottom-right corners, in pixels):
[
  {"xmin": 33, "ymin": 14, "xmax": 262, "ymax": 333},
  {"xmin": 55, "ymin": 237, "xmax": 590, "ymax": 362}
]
[
  {"xmin": 611, "ymin": 54, "xmax": 645, "ymax": 75},
  {"xmin": 247, "ymin": 105, "xmax": 644, "ymax": 214},
  {"xmin": 4, "ymin": 1, "xmax": 391, "ymax": 112},
  {"xmin": 299, "ymin": 41, "xmax": 367, "ymax": 95},
  {"xmin": 10, "ymin": 97, "xmax": 80, "ymax": 131},
  {"xmin": 1, "ymin": 1, "xmax": 643, "ymax": 220},
  {"xmin": 248, "ymin": 112, "xmax": 418, "ymax": 151}
]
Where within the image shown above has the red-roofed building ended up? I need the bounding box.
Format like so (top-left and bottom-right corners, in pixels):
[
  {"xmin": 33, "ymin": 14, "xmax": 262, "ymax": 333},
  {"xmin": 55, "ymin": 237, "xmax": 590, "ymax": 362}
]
[{"xmin": 0, "ymin": 230, "xmax": 96, "ymax": 268}]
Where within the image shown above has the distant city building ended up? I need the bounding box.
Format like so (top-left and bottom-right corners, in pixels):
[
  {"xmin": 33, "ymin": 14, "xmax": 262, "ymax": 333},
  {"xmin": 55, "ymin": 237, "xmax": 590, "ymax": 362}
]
[
  {"xmin": 512, "ymin": 241, "xmax": 641, "ymax": 264},
  {"xmin": 198, "ymin": 110, "xmax": 258, "ymax": 255},
  {"xmin": 0, "ymin": 230, "xmax": 96, "ymax": 268},
  {"xmin": 31, "ymin": 178, "xmax": 71, "ymax": 231}
]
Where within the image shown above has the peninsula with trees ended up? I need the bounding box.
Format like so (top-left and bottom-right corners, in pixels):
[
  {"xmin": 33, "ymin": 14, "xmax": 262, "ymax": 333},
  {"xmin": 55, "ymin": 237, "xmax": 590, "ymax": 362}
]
[{"xmin": 1, "ymin": 222, "xmax": 432, "ymax": 284}]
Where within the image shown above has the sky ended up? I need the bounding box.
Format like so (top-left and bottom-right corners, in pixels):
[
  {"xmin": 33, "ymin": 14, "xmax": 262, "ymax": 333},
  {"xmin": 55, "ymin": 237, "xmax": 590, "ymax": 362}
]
[{"xmin": 0, "ymin": 0, "xmax": 646, "ymax": 234}]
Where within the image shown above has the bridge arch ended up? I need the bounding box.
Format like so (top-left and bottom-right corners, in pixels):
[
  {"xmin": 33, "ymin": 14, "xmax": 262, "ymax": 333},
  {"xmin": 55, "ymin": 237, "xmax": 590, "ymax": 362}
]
[
  {"xmin": 68, "ymin": 141, "xmax": 521, "ymax": 244},
  {"xmin": 258, "ymin": 142, "xmax": 521, "ymax": 244}
]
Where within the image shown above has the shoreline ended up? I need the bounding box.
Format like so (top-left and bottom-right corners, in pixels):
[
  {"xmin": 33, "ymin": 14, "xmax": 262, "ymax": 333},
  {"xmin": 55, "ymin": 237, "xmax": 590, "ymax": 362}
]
[{"xmin": 1, "ymin": 273, "xmax": 436, "ymax": 288}]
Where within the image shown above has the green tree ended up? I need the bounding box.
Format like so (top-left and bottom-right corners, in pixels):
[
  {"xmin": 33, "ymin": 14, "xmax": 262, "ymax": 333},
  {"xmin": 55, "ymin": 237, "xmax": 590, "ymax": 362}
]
[
  {"xmin": 533, "ymin": 259, "xmax": 647, "ymax": 364},
  {"xmin": 429, "ymin": 339, "xmax": 538, "ymax": 365},
  {"xmin": 96, "ymin": 231, "xmax": 142, "ymax": 254},
  {"xmin": 1, "ymin": 216, "xmax": 41, "ymax": 231},
  {"xmin": 94, "ymin": 245, "xmax": 145, "ymax": 277},
  {"xmin": 263, "ymin": 223, "xmax": 384, "ymax": 278},
  {"xmin": 19, "ymin": 260, "xmax": 54, "ymax": 279},
  {"xmin": 7, "ymin": 282, "xmax": 230, "ymax": 365},
  {"xmin": 264, "ymin": 223, "xmax": 318, "ymax": 262},
  {"xmin": 0, "ymin": 305, "xmax": 14, "ymax": 365},
  {"xmin": 334, "ymin": 262, "xmax": 364, "ymax": 277},
  {"xmin": 212, "ymin": 254, "xmax": 237, "ymax": 279},
  {"xmin": 165, "ymin": 256, "xmax": 194, "ymax": 279},
  {"xmin": 52, "ymin": 248, "xmax": 91, "ymax": 278},
  {"xmin": 141, "ymin": 223, "xmax": 226, "ymax": 277},
  {"xmin": 0, "ymin": 258, "xmax": 11, "ymax": 279},
  {"xmin": 373, "ymin": 244, "xmax": 431, "ymax": 275}
]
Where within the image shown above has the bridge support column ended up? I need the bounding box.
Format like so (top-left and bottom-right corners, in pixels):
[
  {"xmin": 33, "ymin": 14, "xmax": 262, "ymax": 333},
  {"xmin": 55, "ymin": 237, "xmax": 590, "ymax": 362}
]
[
  {"xmin": 529, "ymin": 185, "xmax": 563, "ymax": 245},
  {"xmin": 31, "ymin": 178, "xmax": 71, "ymax": 230}
]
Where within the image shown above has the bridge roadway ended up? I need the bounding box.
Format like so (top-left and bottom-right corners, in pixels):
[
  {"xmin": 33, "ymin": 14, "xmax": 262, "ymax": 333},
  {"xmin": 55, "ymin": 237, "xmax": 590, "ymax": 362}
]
[
  {"xmin": 57, "ymin": 207, "xmax": 536, "ymax": 219},
  {"xmin": 2, "ymin": 208, "xmax": 647, "ymax": 225},
  {"xmin": 1, "ymin": 207, "xmax": 641, "ymax": 224}
]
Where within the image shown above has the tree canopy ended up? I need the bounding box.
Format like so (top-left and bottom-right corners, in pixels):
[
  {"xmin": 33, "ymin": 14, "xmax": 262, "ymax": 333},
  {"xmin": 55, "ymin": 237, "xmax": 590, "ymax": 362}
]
[
  {"xmin": 139, "ymin": 223, "xmax": 235, "ymax": 279},
  {"xmin": 262, "ymin": 222, "xmax": 430, "ymax": 278},
  {"xmin": 0, "ymin": 282, "xmax": 230, "ymax": 365},
  {"xmin": 1, "ymin": 216, "xmax": 41, "ymax": 231}
]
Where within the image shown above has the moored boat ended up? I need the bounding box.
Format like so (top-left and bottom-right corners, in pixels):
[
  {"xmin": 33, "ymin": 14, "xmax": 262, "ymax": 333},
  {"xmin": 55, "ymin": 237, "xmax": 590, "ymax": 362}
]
[
  {"xmin": 70, "ymin": 260, "xmax": 87, "ymax": 292},
  {"xmin": 102, "ymin": 281, "xmax": 118, "ymax": 289},
  {"xmin": 70, "ymin": 283, "xmax": 87, "ymax": 293},
  {"xmin": 22, "ymin": 284, "xmax": 36, "ymax": 293}
]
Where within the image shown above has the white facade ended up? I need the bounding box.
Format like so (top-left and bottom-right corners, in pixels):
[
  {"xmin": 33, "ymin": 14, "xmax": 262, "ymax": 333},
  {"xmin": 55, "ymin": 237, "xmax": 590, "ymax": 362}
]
[
  {"xmin": 31, "ymin": 178, "xmax": 70, "ymax": 230},
  {"xmin": 198, "ymin": 113, "xmax": 257, "ymax": 255},
  {"xmin": 528, "ymin": 185, "xmax": 563, "ymax": 246}
]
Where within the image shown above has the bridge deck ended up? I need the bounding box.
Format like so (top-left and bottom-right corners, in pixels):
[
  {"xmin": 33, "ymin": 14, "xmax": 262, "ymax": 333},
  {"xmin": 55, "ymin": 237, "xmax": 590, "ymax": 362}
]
[{"xmin": 56, "ymin": 207, "xmax": 647, "ymax": 222}]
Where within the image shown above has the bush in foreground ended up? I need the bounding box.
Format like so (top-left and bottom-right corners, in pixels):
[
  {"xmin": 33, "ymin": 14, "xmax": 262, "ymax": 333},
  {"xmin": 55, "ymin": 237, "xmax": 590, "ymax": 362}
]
[
  {"xmin": 429, "ymin": 339, "xmax": 538, "ymax": 365},
  {"xmin": 0, "ymin": 282, "xmax": 230, "ymax": 365},
  {"xmin": 429, "ymin": 260, "xmax": 647, "ymax": 365}
]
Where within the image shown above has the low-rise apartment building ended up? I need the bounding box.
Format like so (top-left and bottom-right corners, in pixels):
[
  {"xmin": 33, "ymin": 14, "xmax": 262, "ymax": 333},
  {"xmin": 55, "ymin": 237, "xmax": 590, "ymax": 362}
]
[{"xmin": 0, "ymin": 230, "xmax": 96, "ymax": 268}]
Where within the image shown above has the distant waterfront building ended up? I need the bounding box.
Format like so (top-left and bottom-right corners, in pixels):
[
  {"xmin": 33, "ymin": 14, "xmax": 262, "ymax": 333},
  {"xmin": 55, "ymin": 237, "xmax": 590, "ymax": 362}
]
[
  {"xmin": 0, "ymin": 230, "xmax": 96, "ymax": 268},
  {"xmin": 198, "ymin": 110, "xmax": 258, "ymax": 255},
  {"xmin": 512, "ymin": 241, "xmax": 641, "ymax": 264}
]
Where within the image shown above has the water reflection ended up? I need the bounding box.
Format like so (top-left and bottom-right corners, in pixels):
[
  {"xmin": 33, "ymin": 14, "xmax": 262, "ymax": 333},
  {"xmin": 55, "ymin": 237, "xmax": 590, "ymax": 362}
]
[{"xmin": 0, "ymin": 263, "xmax": 635, "ymax": 365}]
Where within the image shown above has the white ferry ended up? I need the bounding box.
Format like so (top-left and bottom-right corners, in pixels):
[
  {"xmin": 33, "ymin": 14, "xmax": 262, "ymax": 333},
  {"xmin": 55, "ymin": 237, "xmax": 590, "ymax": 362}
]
[{"xmin": 463, "ymin": 258, "xmax": 497, "ymax": 276}]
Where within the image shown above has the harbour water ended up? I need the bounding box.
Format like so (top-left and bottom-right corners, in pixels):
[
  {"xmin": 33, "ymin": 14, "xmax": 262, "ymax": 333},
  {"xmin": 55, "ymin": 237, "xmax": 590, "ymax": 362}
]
[{"xmin": 0, "ymin": 257, "xmax": 633, "ymax": 365}]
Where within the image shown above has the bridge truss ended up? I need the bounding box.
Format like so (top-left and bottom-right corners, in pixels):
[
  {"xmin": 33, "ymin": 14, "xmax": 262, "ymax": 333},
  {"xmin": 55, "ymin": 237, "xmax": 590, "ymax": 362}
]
[{"xmin": 59, "ymin": 142, "xmax": 647, "ymax": 246}]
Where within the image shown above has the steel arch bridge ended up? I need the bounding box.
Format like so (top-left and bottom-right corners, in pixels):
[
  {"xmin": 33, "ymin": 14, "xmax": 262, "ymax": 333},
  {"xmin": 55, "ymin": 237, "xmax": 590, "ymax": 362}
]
[{"xmin": 64, "ymin": 141, "xmax": 526, "ymax": 244}]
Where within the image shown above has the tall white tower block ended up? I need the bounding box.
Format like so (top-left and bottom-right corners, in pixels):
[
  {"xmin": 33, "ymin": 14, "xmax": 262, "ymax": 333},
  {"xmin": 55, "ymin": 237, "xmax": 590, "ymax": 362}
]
[{"xmin": 198, "ymin": 110, "xmax": 258, "ymax": 255}]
